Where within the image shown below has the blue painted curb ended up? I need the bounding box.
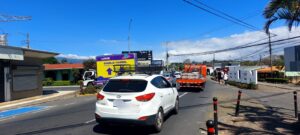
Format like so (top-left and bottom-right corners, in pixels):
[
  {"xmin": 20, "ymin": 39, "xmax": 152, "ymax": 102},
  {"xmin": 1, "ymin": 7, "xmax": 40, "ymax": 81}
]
[{"xmin": 0, "ymin": 106, "xmax": 48, "ymax": 119}]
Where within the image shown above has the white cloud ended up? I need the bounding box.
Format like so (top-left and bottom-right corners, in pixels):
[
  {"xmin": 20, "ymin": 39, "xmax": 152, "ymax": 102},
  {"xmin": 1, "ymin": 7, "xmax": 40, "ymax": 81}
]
[
  {"xmin": 167, "ymin": 26, "xmax": 300, "ymax": 62},
  {"xmin": 57, "ymin": 54, "xmax": 96, "ymax": 60},
  {"xmin": 98, "ymin": 39, "xmax": 126, "ymax": 45}
]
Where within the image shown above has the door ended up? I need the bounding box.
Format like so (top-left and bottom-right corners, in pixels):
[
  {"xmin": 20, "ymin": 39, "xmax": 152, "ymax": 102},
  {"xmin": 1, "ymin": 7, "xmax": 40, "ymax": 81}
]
[
  {"xmin": 160, "ymin": 77, "xmax": 175, "ymax": 111},
  {"xmin": 0, "ymin": 64, "xmax": 4, "ymax": 102},
  {"xmin": 151, "ymin": 77, "xmax": 170, "ymax": 111}
]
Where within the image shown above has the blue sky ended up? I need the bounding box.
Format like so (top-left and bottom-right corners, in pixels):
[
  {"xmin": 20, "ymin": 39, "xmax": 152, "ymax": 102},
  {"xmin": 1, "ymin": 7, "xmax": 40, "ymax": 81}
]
[{"xmin": 1, "ymin": 0, "xmax": 286, "ymax": 60}]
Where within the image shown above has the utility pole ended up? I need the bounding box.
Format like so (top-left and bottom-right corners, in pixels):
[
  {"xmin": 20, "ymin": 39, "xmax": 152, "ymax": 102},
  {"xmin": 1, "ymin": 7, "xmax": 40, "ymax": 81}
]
[
  {"xmin": 212, "ymin": 53, "xmax": 215, "ymax": 70},
  {"xmin": 259, "ymin": 55, "xmax": 262, "ymax": 67},
  {"xmin": 128, "ymin": 18, "xmax": 132, "ymax": 53},
  {"xmin": 166, "ymin": 41, "xmax": 169, "ymax": 71},
  {"xmin": 268, "ymin": 33, "xmax": 273, "ymax": 73},
  {"xmin": 26, "ymin": 33, "xmax": 30, "ymax": 49}
]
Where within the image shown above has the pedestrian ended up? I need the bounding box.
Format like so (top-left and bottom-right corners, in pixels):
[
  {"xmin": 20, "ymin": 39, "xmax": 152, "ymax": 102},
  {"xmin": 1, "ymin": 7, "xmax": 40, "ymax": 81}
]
[
  {"xmin": 224, "ymin": 72, "xmax": 228, "ymax": 85},
  {"xmin": 221, "ymin": 70, "xmax": 224, "ymax": 84},
  {"xmin": 217, "ymin": 71, "xmax": 222, "ymax": 84}
]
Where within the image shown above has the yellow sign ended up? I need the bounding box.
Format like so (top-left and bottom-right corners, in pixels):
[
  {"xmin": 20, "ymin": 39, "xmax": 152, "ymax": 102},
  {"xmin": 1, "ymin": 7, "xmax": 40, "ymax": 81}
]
[{"xmin": 96, "ymin": 54, "xmax": 136, "ymax": 79}]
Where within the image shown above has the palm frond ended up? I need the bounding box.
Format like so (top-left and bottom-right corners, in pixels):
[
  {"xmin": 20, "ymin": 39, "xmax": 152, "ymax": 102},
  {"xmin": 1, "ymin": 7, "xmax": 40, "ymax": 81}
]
[
  {"xmin": 264, "ymin": 17, "xmax": 278, "ymax": 34},
  {"xmin": 263, "ymin": 0, "xmax": 285, "ymax": 18}
]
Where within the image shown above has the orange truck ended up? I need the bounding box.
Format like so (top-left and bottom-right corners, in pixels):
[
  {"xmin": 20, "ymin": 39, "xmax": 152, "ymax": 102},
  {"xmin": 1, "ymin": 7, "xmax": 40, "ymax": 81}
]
[{"xmin": 176, "ymin": 64, "xmax": 207, "ymax": 90}]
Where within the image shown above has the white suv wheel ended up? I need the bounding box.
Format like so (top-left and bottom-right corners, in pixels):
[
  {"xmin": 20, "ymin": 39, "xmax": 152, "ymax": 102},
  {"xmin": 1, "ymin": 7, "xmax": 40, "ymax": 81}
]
[{"xmin": 154, "ymin": 109, "xmax": 164, "ymax": 132}]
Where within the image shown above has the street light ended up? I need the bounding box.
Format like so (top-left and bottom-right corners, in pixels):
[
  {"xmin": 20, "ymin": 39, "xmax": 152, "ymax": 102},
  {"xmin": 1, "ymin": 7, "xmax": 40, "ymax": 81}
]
[{"xmin": 128, "ymin": 18, "xmax": 133, "ymax": 53}]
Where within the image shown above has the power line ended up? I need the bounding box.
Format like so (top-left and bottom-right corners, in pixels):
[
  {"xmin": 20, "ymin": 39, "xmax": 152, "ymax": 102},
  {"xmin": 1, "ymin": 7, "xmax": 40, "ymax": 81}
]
[
  {"xmin": 183, "ymin": 0, "xmax": 277, "ymax": 37},
  {"xmin": 182, "ymin": 0, "xmax": 258, "ymax": 31},
  {"xmin": 170, "ymin": 36, "xmax": 300, "ymax": 56},
  {"xmin": 192, "ymin": 0, "xmax": 259, "ymax": 30},
  {"xmin": 234, "ymin": 41, "xmax": 300, "ymax": 60}
]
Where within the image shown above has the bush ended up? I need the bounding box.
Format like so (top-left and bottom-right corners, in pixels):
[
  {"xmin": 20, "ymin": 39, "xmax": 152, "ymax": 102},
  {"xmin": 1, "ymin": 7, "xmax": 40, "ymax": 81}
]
[
  {"xmin": 82, "ymin": 85, "xmax": 98, "ymax": 94},
  {"xmin": 227, "ymin": 81, "xmax": 258, "ymax": 90},
  {"xmin": 52, "ymin": 81, "xmax": 71, "ymax": 86},
  {"xmin": 265, "ymin": 78, "xmax": 288, "ymax": 84},
  {"xmin": 43, "ymin": 78, "xmax": 53, "ymax": 86},
  {"xmin": 77, "ymin": 80, "xmax": 83, "ymax": 85}
]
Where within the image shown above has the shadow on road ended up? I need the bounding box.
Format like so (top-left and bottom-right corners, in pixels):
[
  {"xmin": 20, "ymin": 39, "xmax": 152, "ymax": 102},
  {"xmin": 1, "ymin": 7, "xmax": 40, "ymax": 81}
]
[
  {"xmin": 178, "ymin": 87, "xmax": 203, "ymax": 93},
  {"xmin": 93, "ymin": 112, "xmax": 174, "ymax": 135},
  {"xmin": 219, "ymin": 105, "xmax": 300, "ymax": 135},
  {"xmin": 93, "ymin": 124, "xmax": 155, "ymax": 135},
  {"xmin": 42, "ymin": 90, "xmax": 59, "ymax": 95}
]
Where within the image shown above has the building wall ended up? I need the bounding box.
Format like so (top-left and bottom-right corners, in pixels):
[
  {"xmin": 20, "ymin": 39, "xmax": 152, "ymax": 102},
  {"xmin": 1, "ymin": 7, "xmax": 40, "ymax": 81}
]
[{"xmin": 10, "ymin": 57, "xmax": 43, "ymax": 100}]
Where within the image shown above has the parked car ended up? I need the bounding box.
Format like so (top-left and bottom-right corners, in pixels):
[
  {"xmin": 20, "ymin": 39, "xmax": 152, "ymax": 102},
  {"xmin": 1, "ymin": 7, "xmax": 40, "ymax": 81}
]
[
  {"xmin": 174, "ymin": 72, "xmax": 182, "ymax": 79},
  {"xmin": 163, "ymin": 72, "xmax": 176, "ymax": 86},
  {"xmin": 95, "ymin": 74, "xmax": 179, "ymax": 132}
]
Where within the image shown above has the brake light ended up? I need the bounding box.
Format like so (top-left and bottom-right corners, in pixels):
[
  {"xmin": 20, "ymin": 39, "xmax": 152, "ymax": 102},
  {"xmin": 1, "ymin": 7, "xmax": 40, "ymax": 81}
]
[
  {"xmin": 136, "ymin": 93, "xmax": 155, "ymax": 102},
  {"xmin": 97, "ymin": 93, "xmax": 105, "ymax": 100},
  {"xmin": 138, "ymin": 116, "xmax": 148, "ymax": 121}
]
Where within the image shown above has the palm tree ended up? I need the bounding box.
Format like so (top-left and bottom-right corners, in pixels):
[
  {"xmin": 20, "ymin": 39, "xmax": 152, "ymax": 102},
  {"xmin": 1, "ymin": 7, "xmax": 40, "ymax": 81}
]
[{"xmin": 263, "ymin": 0, "xmax": 300, "ymax": 34}]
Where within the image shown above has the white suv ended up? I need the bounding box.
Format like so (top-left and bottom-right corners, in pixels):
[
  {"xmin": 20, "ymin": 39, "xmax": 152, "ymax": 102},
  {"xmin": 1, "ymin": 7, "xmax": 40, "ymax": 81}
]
[{"xmin": 95, "ymin": 74, "xmax": 179, "ymax": 132}]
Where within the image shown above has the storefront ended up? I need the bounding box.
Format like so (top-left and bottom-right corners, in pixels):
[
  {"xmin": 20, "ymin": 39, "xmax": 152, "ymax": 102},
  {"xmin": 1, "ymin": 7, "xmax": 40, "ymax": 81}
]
[{"xmin": 0, "ymin": 45, "xmax": 58, "ymax": 102}]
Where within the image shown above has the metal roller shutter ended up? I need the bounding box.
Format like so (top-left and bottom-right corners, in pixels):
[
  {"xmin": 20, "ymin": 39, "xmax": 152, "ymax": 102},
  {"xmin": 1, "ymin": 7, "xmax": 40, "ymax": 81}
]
[{"xmin": 13, "ymin": 69, "xmax": 38, "ymax": 91}]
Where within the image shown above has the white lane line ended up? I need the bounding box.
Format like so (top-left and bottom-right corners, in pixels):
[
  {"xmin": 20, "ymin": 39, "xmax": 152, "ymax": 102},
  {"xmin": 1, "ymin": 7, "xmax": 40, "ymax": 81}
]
[
  {"xmin": 64, "ymin": 102, "xmax": 76, "ymax": 106},
  {"xmin": 85, "ymin": 119, "xmax": 96, "ymax": 124},
  {"xmin": 179, "ymin": 92, "xmax": 188, "ymax": 98}
]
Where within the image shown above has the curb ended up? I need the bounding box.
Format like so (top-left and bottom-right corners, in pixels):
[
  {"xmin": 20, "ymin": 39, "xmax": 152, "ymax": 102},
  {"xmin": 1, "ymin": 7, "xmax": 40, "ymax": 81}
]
[
  {"xmin": 259, "ymin": 83, "xmax": 300, "ymax": 91},
  {"xmin": 0, "ymin": 91, "xmax": 77, "ymax": 111},
  {"xmin": 43, "ymin": 85, "xmax": 80, "ymax": 88}
]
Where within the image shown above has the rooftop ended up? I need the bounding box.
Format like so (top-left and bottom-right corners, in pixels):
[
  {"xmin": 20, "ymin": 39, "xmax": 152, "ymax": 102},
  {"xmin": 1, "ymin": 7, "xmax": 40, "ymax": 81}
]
[
  {"xmin": 257, "ymin": 66, "xmax": 285, "ymax": 73},
  {"xmin": 44, "ymin": 64, "xmax": 84, "ymax": 70},
  {"xmin": 0, "ymin": 45, "xmax": 58, "ymax": 60}
]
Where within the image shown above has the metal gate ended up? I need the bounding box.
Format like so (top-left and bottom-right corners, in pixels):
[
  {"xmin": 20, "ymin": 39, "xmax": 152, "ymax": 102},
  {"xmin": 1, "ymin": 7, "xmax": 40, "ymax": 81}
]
[{"xmin": 0, "ymin": 63, "xmax": 4, "ymax": 102}]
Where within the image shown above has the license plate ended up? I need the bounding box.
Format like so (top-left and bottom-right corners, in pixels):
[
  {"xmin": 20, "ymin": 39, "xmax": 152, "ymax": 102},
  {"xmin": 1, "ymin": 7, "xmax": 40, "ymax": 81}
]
[{"xmin": 113, "ymin": 99, "xmax": 125, "ymax": 108}]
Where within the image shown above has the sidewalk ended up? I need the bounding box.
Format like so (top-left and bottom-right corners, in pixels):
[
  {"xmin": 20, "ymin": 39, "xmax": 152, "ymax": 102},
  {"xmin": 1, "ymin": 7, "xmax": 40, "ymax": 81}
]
[
  {"xmin": 259, "ymin": 82, "xmax": 300, "ymax": 91},
  {"xmin": 0, "ymin": 90, "xmax": 77, "ymax": 111},
  {"xmin": 207, "ymin": 79, "xmax": 300, "ymax": 135}
]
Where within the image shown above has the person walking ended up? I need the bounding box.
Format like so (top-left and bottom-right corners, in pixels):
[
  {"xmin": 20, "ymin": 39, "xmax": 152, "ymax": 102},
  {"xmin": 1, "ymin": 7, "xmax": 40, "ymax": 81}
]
[
  {"xmin": 224, "ymin": 72, "xmax": 228, "ymax": 85},
  {"xmin": 217, "ymin": 71, "xmax": 222, "ymax": 84}
]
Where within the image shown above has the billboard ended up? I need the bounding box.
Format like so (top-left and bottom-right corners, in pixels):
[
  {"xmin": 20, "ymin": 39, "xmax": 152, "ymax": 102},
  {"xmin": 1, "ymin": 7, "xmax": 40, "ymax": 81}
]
[
  {"xmin": 95, "ymin": 54, "xmax": 136, "ymax": 80},
  {"xmin": 122, "ymin": 50, "xmax": 152, "ymax": 61}
]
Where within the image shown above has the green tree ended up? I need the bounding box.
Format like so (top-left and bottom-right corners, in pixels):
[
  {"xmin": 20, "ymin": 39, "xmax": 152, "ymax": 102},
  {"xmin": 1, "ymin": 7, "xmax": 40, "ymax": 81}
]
[
  {"xmin": 42, "ymin": 57, "xmax": 59, "ymax": 64},
  {"xmin": 264, "ymin": 0, "xmax": 300, "ymax": 34},
  {"xmin": 273, "ymin": 55, "xmax": 284, "ymax": 66},
  {"xmin": 61, "ymin": 58, "xmax": 68, "ymax": 64},
  {"xmin": 83, "ymin": 59, "xmax": 96, "ymax": 70},
  {"xmin": 71, "ymin": 69, "xmax": 82, "ymax": 84}
]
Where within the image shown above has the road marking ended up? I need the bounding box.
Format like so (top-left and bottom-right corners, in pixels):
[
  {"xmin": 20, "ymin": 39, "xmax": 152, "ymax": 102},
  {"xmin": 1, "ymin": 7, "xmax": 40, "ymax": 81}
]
[
  {"xmin": 0, "ymin": 106, "xmax": 49, "ymax": 120},
  {"xmin": 179, "ymin": 92, "xmax": 188, "ymax": 98},
  {"xmin": 64, "ymin": 102, "xmax": 76, "ymax": 106},
  {"xmin": 85, "ymin": 119, "xmax": 96, "ymax": 124}
]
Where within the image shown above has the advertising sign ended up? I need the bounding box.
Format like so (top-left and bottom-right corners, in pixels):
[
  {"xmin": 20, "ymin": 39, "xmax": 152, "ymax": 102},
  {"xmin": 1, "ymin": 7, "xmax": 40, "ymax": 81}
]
[
  {"xmin": 95, "ymin": 54, "xmax": 136, "ymax": 80},
  {"xmin": 122, "ymin": 50, "xmax": 152, "ymax": 61}
]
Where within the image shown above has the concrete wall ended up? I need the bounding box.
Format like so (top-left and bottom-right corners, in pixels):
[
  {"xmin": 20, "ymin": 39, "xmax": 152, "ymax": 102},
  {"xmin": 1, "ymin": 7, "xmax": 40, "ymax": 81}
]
[
  {"xmin": 228, "ymin": 66, "xmax": 258, "ymax": 84},
  {"xmin": 10, "ymin": 57, "xmax": 43, "ymax": 100}
]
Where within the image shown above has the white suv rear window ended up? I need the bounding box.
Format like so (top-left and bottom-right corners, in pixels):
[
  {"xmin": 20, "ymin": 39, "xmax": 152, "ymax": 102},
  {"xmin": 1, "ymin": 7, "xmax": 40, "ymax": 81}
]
[{"xmin": 103, "ymin": 79, "xmax": 148, "ymax": 92}]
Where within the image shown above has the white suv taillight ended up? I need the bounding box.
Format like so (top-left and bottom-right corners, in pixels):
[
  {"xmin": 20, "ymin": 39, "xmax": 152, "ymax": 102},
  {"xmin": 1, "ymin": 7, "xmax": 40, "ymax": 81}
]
[
  {"xmin": 97, "ymin": 93, "xmax": 105, "ymax": 100},
  {"xmin": 135, "ymin": 93, "xmax": 155, "ymax": 102}
]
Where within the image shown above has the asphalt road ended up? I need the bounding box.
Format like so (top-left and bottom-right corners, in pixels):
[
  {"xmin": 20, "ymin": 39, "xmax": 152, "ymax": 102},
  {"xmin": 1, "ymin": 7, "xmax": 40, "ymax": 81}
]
[{"xmin": 0, "ymin": 81, "xmax": 219, "ymax": 135}]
